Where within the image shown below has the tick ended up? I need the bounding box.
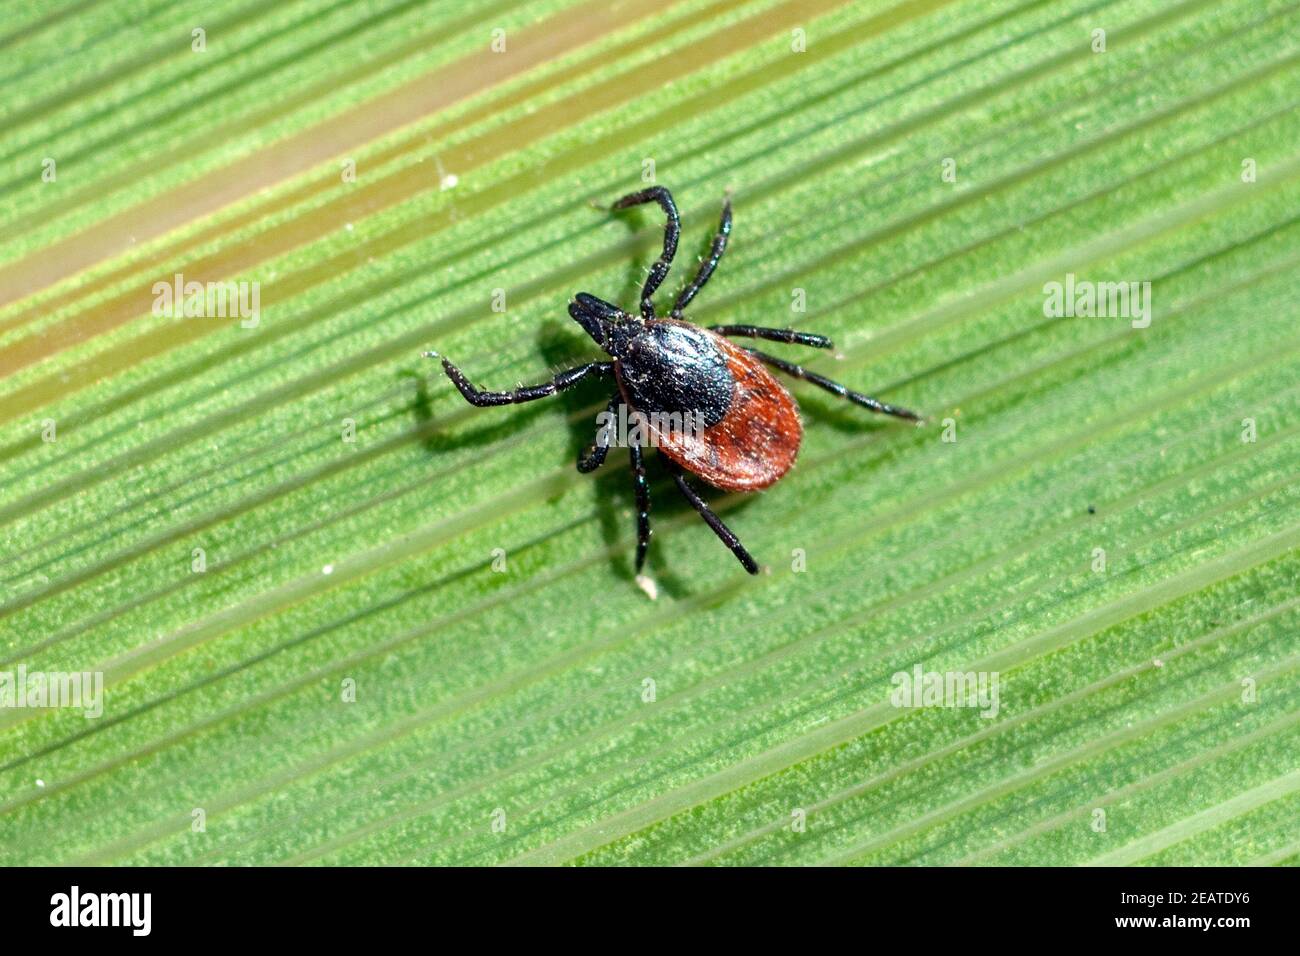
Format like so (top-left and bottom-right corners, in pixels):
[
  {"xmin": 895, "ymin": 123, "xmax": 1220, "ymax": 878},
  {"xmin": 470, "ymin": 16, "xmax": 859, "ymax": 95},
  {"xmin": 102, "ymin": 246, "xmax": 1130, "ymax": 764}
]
[{"xmin": 426, "ymin": 187, "xmax": 921, "ymax": 582}]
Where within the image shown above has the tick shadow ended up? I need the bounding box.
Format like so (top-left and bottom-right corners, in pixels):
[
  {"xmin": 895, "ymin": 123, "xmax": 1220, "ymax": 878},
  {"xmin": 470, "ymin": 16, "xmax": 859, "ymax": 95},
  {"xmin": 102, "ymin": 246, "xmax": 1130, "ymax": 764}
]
[
  {"xmin": 535, "ymin": 321, "xmax": 758, "ymax": 598},
  {"xmin": 534, "ymin": 321, "xmax": 647, "ymax": 587},
  {"xmin": 593, "ymin": 202, "xmax": 657, "ymax": 312},
  {"xmin": 398, "ymin": 316, "xmax": 683, "ymax": 589}
]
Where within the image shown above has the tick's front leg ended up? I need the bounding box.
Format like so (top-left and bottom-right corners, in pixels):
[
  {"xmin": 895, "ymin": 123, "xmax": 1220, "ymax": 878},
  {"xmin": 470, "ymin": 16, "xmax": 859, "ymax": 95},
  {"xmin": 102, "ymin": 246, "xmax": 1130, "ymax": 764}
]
[
  {"xmin": 428, "ymin": 352, "xmax": 612, "ymax": 407},
  {"xmin": 605, "ymin": 186, "xmax": 680, "ymax": 319},
  {"xmin": 673, "ymin": 193, "xmax": 732, "ymax": 316}
]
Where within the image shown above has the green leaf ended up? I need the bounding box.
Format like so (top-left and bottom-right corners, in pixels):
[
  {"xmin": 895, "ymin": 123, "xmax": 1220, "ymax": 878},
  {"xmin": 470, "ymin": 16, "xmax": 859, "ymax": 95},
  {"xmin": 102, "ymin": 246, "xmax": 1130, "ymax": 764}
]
[{"xmin": 1, "ymin": 0, "xmax": 1297, "ymax": 866}]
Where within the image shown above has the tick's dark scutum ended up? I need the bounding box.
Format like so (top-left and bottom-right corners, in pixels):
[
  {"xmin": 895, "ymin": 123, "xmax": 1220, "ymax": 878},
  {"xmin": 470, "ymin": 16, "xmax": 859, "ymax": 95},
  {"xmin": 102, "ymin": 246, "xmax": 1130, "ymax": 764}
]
[{"xmin": 616, "ymin": 320, "xmax": 734, "ymax": 427}]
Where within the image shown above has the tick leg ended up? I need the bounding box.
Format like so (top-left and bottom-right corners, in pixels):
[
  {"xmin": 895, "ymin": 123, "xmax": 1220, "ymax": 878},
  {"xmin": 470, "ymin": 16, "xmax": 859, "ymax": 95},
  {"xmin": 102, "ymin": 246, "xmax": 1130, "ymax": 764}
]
[
  {"xmin": 629, "ymin": 438, "xmax": 652, "ymax": 572},
  {"xmin": 432, "ymin": 354, "xmax": 612, "ymax": 407},
  {"xmin": 672, "ymin": 194, "xmax": 732, "ymax": 316},
  {"xmin": 608, "ymin": 186, "xmax": 680, "ymax": 319},
  {"xmin": 578, "ymin": 393, "xmax": 621, "ymax": 473},
  {"xmin": 745, "ymin": 348, "xmax": 923, "ymax": 422},
  {"xmin": 708, "ymin": 325, "xmax": 833, "ymax": 349},
  {"xmin": 668, "ymin": 466, "xmax": 759, "ymax": 575}
]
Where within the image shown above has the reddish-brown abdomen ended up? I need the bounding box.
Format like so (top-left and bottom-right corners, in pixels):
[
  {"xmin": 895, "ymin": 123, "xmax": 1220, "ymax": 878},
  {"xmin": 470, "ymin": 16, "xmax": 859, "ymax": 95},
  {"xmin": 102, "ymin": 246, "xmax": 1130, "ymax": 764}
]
[{"xmin": 643, "ymin": 331, "xmax": 801, "ymax": 491}]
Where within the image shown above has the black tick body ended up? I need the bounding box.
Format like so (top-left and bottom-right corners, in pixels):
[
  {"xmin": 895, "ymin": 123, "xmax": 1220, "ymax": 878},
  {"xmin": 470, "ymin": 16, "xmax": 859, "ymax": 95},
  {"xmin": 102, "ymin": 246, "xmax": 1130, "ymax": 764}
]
[{"xmin": 429, "ymin": 186, "xmax": 921, "ymax": 581}]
